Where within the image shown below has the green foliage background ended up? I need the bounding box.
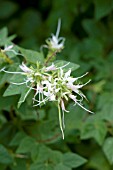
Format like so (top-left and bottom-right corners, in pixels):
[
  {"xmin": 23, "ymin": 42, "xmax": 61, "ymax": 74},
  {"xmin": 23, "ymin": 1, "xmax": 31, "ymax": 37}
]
[{"xmin": 0, "ymin": 0, "xmax": 113, "ymax": 169}]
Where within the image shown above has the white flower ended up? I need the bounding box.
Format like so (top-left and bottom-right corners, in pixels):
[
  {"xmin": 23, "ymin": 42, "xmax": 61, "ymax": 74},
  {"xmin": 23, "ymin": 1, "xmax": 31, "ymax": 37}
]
[
  {"xmin": 19, "ymin": 62, "xmax": 32, "ymax": 73},
  {"xmin": 1, "ymin": 59, "xmax": 93, "ymax": 139},
  {"xmin": 1, "ymin": 44, "xmax": 24, "ymax": 56},
  {"xmin": 47, "ymin": 19, "xmax": 65, "ymax": 50}
]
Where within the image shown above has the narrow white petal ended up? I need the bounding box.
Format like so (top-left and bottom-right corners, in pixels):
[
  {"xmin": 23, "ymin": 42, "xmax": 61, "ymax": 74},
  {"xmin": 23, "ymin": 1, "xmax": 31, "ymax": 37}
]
[{"xmin": 65, "ymin": 69, "xmax": 71, "ymax": 78}]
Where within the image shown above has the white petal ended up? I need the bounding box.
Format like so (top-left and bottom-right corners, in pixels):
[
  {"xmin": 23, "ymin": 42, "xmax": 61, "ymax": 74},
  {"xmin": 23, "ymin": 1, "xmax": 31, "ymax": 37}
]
[
  {"xmin": 65, "ymin": 69, "xmax": 71, "ymax": 78},
  {"xmin": 67, "ymin": 77, "xmax": 77, "ymax": 83},
  {"xmin": 19, "ymin": 63, "xmax": 31, "ymax": 73},
  {"xmin": 50, "ymin": 94, "xmax": 56, "ymax": 101},
  {"xmin": 45, "ymin": 63, "xmax": 56, "ymax": 71},
  {"xmin": 69, "ymin": 94, "xmax": 77, "ymax": 103},
  {"xmin": 52, "ymin": 35, "xmax": 58, "ymax": 44}
]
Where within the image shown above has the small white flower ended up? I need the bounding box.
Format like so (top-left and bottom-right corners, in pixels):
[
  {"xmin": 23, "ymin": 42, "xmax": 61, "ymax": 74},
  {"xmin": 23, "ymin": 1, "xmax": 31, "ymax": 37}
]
[
  {"xmin": 47, "ymin": 19, "xmax": 65, "ymax": 50},
  {"xmin": 1, "ymin": 44, "xmax": 24, "ymax": 57}
]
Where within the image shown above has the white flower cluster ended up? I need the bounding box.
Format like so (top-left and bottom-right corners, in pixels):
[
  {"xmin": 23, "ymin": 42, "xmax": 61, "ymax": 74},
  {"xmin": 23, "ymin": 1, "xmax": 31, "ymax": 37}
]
[
  {"xmin": 1, "ymin": 62, "xmax": 93, "ymax": 139},
  {"xmin": 0, "ymin": 20, "xmax": 93, "ymax": 139}
]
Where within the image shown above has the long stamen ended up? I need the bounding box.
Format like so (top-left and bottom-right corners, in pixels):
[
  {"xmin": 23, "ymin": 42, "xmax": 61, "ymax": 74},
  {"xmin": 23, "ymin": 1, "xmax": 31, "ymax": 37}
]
[
  {"xmin": 11, "ymin": 80, "xmax": 29, "ymax": 85},
  {"xmin": 81, "ymin": 79, "xmax": 91, "ymax": 87},
  {"xmin": 75, "ymin": 72, "xmax": 89, "ymax": 80},
  {"xmin": 1, "ymin": 69, "xmax": 24, "ymax": 74},
  {"xmin": 75, "ymin": 101, "xmax": 94, "ymax": 114},
  {"xmin": 33, "ymin": 96, "xmax": 49, "ymax": 106},
  {"xmin": 58, "ymin": 104, "xmax": 64, "ymax": 139},
  {"xmin": 56, "ymin": 62, "xmax": 70, "ymax": 70}
]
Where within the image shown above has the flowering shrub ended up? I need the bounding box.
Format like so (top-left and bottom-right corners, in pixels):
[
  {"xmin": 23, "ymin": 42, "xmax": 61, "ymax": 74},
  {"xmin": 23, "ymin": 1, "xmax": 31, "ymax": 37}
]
[
  {"xmin": 1, "ymin": 0, "xmax": 113, "ymax": 169},
  {"xmin": 0, "ymin": 20, "xmax": 93, "ymax": 140}
]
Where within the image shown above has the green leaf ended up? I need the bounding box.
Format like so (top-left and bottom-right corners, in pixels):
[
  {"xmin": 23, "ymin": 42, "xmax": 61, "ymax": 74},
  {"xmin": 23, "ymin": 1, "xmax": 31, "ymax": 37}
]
[
  {"xmin": 63, "ymin": 152, "xmax": 87, "ymax": 168},
  {"xmin": 9, "ymin": 132, "xmax": 27, "ymax": 146},
  {"xmin": 0, "ymin": 27, "xmax": 8, "ymax": 39},
  {"xmin": 3, "ymin": 71, "xmax": 32, "ymax": 108},
  {"xmin": 30, "ymin": 163, "xmax": 53, "ymax": 170},
  {"xmin": 55, "ymin": 163, "xmax": 71, "ymax": 170},
  {"xmin": 3, "ymin": 72, "xmax": 25, "ymax": 97},
  {"xmin": 10, "ymin": 158, "xmax": 27, "ymax": 170},
  {"xmin": 16, "ymin": 136, "xmax": 37, "ymax": 154},
  {"xmin": 81, "ymin": 119, "xmax": 107, "ymax": 145},
  {"xmin": 82, "ymin": 19, "xmax": 107, "ymax": 41},
  {"xmin": 0, "ymin": 144, "xmax": 13, "ymax": 164},
  {"xmin": 78, "ymin": 38, "xmax": 103, "ymax": 58},
  {"xmin": 54, "ymin": 60, "xmax": 79, "ymax": 72},
  {"xmin": 88, "ymin": 149, "xmax": 110, "ymax": 170},
  {"xmin": 97, "ymin": 92, "xmax": 113, "ymax": 122},
  {"xmin": 17, "ymin": 9, "xmax": 41, "ymax": 38},
  {"xmin": 94, "ymin": 0, "xmax": 113, "ymax": 20},
  {"xmin": 19, "ymin": 47, "xmax": 44, "ymax": 64},
  {"xmin": 0, "ymin": 27, "xmax": 12, "ymax": 46},
  {"xmin": 0, "ymin": 1, "xmax": 18, "ymax": 19},
  {"xmin": 16, "ymin": 103, "xmax": 38, "ymax": 120},
  {"xmin": 3, "ymin": 84, "xmax": 21, "ymax": 96},
  {"xmin": 31, "ymin": 144, "xmax": 62, "ymax": 164},
  {"xmin": 0, "ymin": 94, "xmax": 18, "ymax": 111},
  {"xmin": 65, "ymin": 104, "xmax": 85, "ymax": 132},
  {"xmin": 17, "ymin": 85, "xmax": 31, "ymax": 108},
  {"xmin": 103, "ymin": 137, "xmax": 113, "ymax": 165}
]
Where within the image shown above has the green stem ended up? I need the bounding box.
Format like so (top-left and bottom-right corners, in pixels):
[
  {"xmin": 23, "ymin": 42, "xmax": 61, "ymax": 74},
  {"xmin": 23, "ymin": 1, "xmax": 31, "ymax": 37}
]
[{"xmin": 44, "ymin": 50, "xmax": 57, "ymax": 66}]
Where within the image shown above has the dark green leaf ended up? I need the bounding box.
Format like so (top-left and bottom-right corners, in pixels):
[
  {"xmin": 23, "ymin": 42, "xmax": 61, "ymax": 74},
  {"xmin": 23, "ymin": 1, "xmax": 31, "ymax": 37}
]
[
  {"xmin": 16, "ymin": 136, "xmax": 37, "ymax": 154},
  {"xmin": 81, "ymin": 119, "xmax": 107, "ymax": 145},
  {"xmin": 19, "ymin": 47, "xmax": 44, "ymax": 64},
  {"xmin": 55, "ymin": 163, "xmax": 71, "ymax": 170},
  {"xmin": 103, "ymin": 137, "xmax": 113, "ymax": 165},
  {"xmin": 0, "ymin": 144, "xmax": 13, "ymax": 164},
  {"xmin": 94, "ymin": 0, "xmax": 113, "ymax": 20},
  {"xmin": 63, "ymin": 152, "xmax": 87, "ymax": 168},
  {"xmin": 0, "ymin": 1, "xmax": 18, "ymax": 19},
  {"xmin": 30, "ymin": 163, "xmax": 53, "ymax": 170}
]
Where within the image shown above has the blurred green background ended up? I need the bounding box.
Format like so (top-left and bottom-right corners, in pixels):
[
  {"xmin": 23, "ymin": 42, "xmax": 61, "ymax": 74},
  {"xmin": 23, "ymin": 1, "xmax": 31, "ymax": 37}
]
[{"xmin": 1, "ymin": 0, "xmax": 113, "ymax": 170}]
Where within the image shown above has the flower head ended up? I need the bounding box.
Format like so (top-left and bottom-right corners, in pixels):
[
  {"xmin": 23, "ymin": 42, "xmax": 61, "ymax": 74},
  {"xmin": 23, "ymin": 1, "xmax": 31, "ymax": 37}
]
[{"xmin": 1, "ymin": 60, "xmax": 93, "ymax": 139}]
